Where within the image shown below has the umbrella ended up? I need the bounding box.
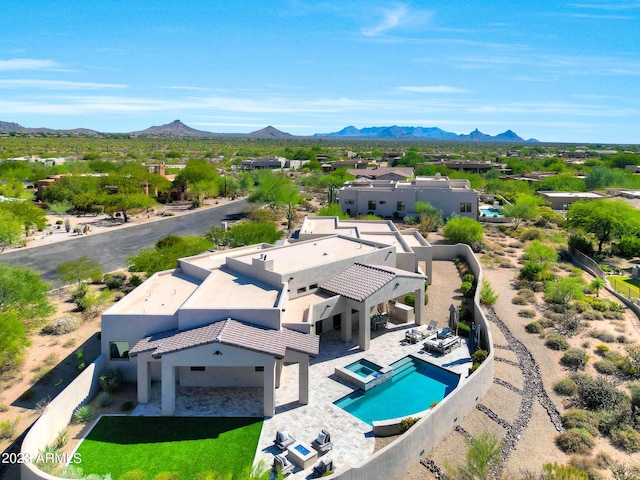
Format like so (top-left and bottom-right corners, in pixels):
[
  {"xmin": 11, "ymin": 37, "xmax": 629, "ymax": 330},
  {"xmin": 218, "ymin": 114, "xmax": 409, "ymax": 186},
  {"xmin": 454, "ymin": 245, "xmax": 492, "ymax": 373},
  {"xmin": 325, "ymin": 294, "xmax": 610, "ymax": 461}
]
[
  {"xmin": 449, "ymin": 304, "xmax": 459, "ymax": 335},
  {"xmin": 475, "ymin": 324, "xmax": 481, "ymax": 350}
]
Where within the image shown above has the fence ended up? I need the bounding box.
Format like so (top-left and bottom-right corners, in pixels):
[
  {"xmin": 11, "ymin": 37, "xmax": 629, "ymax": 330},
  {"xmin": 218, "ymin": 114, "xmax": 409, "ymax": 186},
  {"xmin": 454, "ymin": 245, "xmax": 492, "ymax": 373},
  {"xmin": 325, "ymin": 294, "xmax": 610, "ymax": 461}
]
[{"xmin": 571, "ymin": 249, "xmax": 606, "ymax": 280}]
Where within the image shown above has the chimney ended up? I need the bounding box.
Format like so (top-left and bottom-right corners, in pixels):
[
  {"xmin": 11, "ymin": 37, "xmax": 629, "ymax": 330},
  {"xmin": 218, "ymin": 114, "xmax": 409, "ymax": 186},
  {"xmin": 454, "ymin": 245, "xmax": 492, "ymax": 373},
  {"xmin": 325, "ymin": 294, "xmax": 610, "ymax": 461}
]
[{"xmin": 252, "ymin": 254, "xmax": 274, "ymax": 271}]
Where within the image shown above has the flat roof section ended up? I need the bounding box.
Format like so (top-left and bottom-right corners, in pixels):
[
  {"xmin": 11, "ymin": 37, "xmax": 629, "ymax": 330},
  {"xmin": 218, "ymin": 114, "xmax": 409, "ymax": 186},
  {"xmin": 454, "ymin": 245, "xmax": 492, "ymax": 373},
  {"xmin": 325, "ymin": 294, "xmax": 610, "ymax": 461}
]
[
  {"xmin": 106, "ymin": 270, "xmax": 202, "ymax": 316},
  {"xmin": 284, "ymin": 290, "xmax": 334, "ymax": 324},
  {"xmin": 181, "ymin": 267, "xmax": 280, "ymax": 310},
  {"xmin": 180, "ymin": 244, "xmax": 268, "ymax": 271},
  {"xmin": 232, "ymin": 236, "xmax": 388, "ymax": 275},
  {"xmin": 540, "ymin": 191, "xmax": 604, "ymax": 198}
]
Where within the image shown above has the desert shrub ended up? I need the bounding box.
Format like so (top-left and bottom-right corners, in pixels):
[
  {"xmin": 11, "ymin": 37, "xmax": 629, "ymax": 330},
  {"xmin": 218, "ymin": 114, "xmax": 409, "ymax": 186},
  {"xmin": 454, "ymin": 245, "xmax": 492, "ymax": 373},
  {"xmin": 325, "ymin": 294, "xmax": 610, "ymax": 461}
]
[
  {"xmin": 458, "ymin": 322, "xmax": 470, "ymax": 338},
  {"xmin": 41, "ymin": 315, "xmax": 81, "ymax": 335},
  {"xmin": 518, "ymin": 308, "xmax": 536, "ymax": 319},
  {"xmin": 479, "ymin": 280, "xmax": 499, "ymax": 305},
  {"xmin": 554, "ymin": 377, "xmax": 578, "ymax": 396},
  {"xmin": 561, "ymin": 348, "xmax": 589, "ymax": 369},
  {"xmin": 520, "ymin": 227, "xmax": 543, "ymax": 241},
  {"xmin": 568, "ymin": 234, "xmax": 595, "ymax": 257},
  {"xmin": 71, "ymin": 282, "xmax": 89, "ymax": 311},
  {"xmin": 581, "ymin": 310, "xmax": 603, "ymax": 321},
  {"xmin": 462, "ymin": 274, "xmax": 475, "ymax": 284},
  {"xmin": 127, "ymin": 274, "xmax": 143, "ymax": 288},
  {"xmin": 562, "ymin": 409, "xmax": 600, "ymax": 436},
  {"xmin": 573, "ymin": 374, "xmax": 629, "ymax": 411},
  {"xmin": 73, "ymin": 405, "xmax": 93, "ymax": 424},
  {"xmin": 594, "ymin": 360, "xmax": 618, "ymax": 375},
  {"xmin": 603, "ymin": 310, "xmax": 625, "ymax": 320},
  {"xmin": 519, "ymin": 262, "xmax": 554, "ymax": 282},
  {"xmin": 460, "ymin": 281, "xmax": 474, "ymax": 297},
  {"xmin": 584, "ymin": 297, "xmax": 609, "ymax": 312},
  {"xmin": 568, "ymin": 456, "xmax": 605, "ymax": 480},
  {"xmin": 54, "ymin": 429, "xmax": 69, "ymax": 449},
  {"xmin": 595, "ymin": 344, "xmax": 609, "ymax": 355},
  {"xmin": 104, "ymin": 273, "xmax": 126, "ymax": 290},
  {"xmin": 611, "ymin": 427, "xmax": 640, "ymax": 453},
  {"xmin": 588, "ymin": 329, "xmax": 616, "ymax": 343},
  {"xmin": 97, "ymin": 391, "xmax": 112, "ymax": 407},
  {"xmin": 0, "ymin": 416, "xmax": 20, "ymax": 439},
  {"xmin": 512, "ymin": 295, "xmax": 528, "ymax": 305},
  {"xmin": 618, "ymin": 335, "xmax": 629, "ymax": 344},
  {"xmin": 525, "ymin": 321, "xmax": 544, "ymax": 334},
  {"xmin": 538, "ymin": 317, "xmax": 555, "ymax": 328},
  {"xmin": 99, "ymin": 368, "xmax": 123, "ymax": 393},
  {"xmin": 543, "ymin": 311, "xmax": 566, "ymax": 324},
  {"xmin": 404, "ymin": 294, "xmax": 415, "ymax": 307},
  {"xmin": 546, "ymin": 334, "xmax": 570, "ymax": 351},
  {"xmin": 471, "ymin": 349, "xmax": 488, "ymax": 365},
  {"xmin": 517, "ymin": 287, "xmax": 537, "ymax": 301},
  {"xmin": 120, "ymin": 471, "xmax": 147, "ymax": 480},
  {"xmin": 400, "ymin": 416, "xmax": 419, "ymax": 433},
  {"xmin": 555, "ymin": 428, "xmax": 595, "ymax": 454},
  {"xmin": 120, "ymin": 401, "xmax": 135, "ymax": 412}
]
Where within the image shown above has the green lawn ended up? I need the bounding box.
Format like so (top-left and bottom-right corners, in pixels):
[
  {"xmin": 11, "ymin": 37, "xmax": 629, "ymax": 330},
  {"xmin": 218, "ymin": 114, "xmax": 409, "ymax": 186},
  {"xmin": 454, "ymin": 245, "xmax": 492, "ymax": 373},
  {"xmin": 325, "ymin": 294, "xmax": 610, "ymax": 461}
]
[
  {"xmin": 607, "ymin": 275, "xmax": 640, "ymax": 300},
  {"xmin": 76, "ymin": 416, "xmax": 263, "ymax": 479}
]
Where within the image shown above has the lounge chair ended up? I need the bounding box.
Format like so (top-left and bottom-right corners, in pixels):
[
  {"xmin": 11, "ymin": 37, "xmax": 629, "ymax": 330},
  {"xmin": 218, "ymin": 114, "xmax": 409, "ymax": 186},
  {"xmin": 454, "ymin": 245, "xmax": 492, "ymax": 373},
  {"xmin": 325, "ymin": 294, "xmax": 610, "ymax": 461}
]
[
  {"xmin": 427, "ymin": 320, "xmax": 438, "ymax": 331},
  {"xmin": 312, "ymin": 457, "xmax": 333, "ymax": 478},
  {"xmin": 272, "ymin": 453, "xmax": 294, "ymax": 477},
  {"xmin": 437, "ymin": 327, "xmax": 454, "ymax": 339},
  {"xmin": 274, "ymin": 427, "xmax": 295, "ymax": 451},
  {"xmin": 311, "ymin": 429, "xmax": 333, "ymax": 455}
]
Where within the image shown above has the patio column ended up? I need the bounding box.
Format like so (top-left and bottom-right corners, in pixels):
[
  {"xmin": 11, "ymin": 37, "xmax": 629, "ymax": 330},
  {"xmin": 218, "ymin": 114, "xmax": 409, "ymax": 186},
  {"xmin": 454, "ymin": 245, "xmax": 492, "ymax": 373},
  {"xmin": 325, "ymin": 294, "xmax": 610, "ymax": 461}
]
[
  {"xmin": 263, "ymin": 359, "xmax": 276, "ymax": 417},
  {"xmin": 275, "ymin": 359, "xmax": 283, "ymax": 388},
  {"xmin": 137, "ymin": 355, "xmax": 151, "ymax": 403},
  {"xmin": 414, "ymin": 287, "xmax": 425, "ymax": 326},
  {"xmin": 340, "ymin": 310, "xmax": 351, "ymax": 343},
  {"xmin": 161, "ymin": 363, "xmax": 176, "ymax": 416},
  {"xmin": 358, "ymin": 300, "xmax": 371, "ymax": 351},
  {"xmin": 298, "ymin": 355, "xmax": 309, "ymax": 405}
]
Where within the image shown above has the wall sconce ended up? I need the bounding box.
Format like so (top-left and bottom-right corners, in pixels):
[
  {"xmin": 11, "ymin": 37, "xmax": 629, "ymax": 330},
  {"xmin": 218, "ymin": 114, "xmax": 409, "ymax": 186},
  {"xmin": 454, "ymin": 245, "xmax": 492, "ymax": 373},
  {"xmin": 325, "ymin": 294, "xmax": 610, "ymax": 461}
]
[{"xmin": 214, "ymin": 350, "xmax": 222, "ymax": 356}]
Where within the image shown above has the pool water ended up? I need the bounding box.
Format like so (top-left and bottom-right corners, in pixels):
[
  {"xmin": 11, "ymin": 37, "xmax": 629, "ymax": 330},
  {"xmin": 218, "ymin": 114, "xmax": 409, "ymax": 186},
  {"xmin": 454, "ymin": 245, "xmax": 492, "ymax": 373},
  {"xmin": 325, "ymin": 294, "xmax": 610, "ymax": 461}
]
[
  {"xmin": 294, "ymin": 444, "xmax": 311, "ymax": 456},
  {"xmin": 334, "ymin": 356, "xmax": 459, "ymax": 425},
  {"xmin": 480, "ymin": 207, "xmax": 503, "ymax": 217},
  {"xmin": 345, "ymin": 358, "xmax": 383, "ymax": 378}
]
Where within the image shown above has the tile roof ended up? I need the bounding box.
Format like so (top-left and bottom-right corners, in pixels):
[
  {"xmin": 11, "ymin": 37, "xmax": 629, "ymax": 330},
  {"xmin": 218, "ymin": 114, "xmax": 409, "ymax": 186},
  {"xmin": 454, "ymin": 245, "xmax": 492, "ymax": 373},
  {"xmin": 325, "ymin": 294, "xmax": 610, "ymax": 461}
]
[
  {"xmin": 319, "ymin": 263, "xmax": 425, "ymax": 302},
  {"xmin": 129, "ymin": 318, "xmax": 319, "ymax": 359}
]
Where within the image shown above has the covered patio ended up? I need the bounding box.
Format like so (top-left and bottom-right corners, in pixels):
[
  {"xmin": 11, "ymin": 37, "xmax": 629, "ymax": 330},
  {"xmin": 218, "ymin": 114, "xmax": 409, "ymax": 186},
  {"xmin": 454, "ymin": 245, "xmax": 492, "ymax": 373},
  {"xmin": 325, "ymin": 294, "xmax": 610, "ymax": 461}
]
[{"xmin": 128, "ymin": 318, "xmax": 319, "ymax": 417}]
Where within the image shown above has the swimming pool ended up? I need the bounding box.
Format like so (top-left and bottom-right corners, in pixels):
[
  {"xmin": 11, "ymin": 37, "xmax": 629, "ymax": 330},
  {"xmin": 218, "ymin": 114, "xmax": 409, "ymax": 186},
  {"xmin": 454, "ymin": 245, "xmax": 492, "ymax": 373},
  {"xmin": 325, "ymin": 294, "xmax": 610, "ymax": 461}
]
[
  {"xmin": 480, "ymin": 207, "xmax": 503, "ymax": 217},
  {"xmin": 345, "ymin": 358, "xmax": 383, "ymax": 378},
  {"xmin": 334, "ymin": 356, "xmax": 460, "ymax": 425}
]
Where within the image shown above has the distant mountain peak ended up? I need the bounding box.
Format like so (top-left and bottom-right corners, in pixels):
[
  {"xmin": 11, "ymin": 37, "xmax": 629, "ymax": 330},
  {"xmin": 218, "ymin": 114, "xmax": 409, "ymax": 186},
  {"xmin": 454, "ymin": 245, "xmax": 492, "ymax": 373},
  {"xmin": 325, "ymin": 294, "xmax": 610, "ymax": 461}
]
[
  {"xmin": 247, "ymin": 126, "xmax": 293, "ymax": 138},
  {"xmin": 316, "ymin": 125, "xmax": 528, "ymax": 142},
  {"xmin": 130, "ymin": 120, "xmax": 214, "ymax": 137}
]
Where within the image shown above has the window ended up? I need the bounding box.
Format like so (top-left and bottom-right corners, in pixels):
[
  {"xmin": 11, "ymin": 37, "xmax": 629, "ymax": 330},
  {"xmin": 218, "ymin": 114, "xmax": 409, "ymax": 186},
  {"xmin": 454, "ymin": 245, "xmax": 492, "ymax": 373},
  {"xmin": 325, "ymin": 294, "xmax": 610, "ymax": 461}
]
[
  {"xmin": 368, "ymin": 201, "xmax": 376, "ymax": 210},
  {"xmin": 255, "ymin": 366, "xmax": 265, "ymax": 372},
  {"xmin": 397, "ymin": 201, "xmax": 406, "ymax": 212},
  {"xmin": 190, "ymin": 366, "xmax": 205, "ymax": 372},
  {"xmin": 297, "ymin": 286, "xmax": 307, "ymax": 294},
  {"xmin": 379, "ymin": 200, "xmax": 386, "ymax": 205},
  {"xmin": 460, "ymin": 202, "xmax": 472, "ymax": 213},
  {"xmin": 344, "ymin": 199, "xmax": 354, "ymax": 205},
  {"xmin": 109, "ymin": 341, "xmax": 130, "ymax": 360},
  {"xmin": 309, "ymin": 283, "xmax": 318, "ymax": 289}
]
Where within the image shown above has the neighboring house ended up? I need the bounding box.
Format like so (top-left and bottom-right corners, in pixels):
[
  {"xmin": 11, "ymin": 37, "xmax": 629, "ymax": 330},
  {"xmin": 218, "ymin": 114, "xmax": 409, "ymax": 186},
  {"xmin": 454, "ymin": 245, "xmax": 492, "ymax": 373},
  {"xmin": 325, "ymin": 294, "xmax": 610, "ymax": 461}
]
[
  {"xmin": 241, "ymin": 156, "xmax": 287, "ymax": 170},
  {"xmin": 538, "ymin": 191, "xmax": 606, "ymax": 210},
  {"xmin": 101, "ymin": 218, "xmax": 431, "ymax": 417},
  {"xmin": 430, "ymin": 160, "xmax": 506, "ymax": 174},
  {"xmin": 338, "ymin": 175, "xmax": 479, "ymax": 220},
  {"xmin": 346, "ymin": 167, "xmax": 414, "ymax": 182}
]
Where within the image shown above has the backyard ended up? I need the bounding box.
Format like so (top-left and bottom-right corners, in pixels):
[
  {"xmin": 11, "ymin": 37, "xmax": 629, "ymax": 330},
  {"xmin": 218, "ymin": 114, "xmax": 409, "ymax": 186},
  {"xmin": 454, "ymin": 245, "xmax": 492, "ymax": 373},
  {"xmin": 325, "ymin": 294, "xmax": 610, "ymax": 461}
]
[
  {"xmin": 75, "ymin": 416, "xmax": 263, "ymax": 479},
  {"xmin": 607, "ymin": 275, "xmax": 640, "ymax": 301}
]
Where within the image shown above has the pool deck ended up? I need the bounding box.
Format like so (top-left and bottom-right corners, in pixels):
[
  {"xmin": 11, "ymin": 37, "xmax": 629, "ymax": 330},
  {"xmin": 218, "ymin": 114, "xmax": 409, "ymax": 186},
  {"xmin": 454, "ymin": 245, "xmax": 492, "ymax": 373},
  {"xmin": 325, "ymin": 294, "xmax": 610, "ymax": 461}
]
[{"xmin": 134, "ymin": 325, "xmax": 472, "ymax": 478}]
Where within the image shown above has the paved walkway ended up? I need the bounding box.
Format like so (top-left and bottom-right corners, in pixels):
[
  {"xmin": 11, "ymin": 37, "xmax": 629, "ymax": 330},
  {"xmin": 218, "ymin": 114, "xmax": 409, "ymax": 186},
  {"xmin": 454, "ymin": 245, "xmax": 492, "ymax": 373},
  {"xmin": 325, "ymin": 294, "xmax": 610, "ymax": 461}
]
[{"xmin": 135, "ymin": 260, "xmax": 471, "ymax": 479}]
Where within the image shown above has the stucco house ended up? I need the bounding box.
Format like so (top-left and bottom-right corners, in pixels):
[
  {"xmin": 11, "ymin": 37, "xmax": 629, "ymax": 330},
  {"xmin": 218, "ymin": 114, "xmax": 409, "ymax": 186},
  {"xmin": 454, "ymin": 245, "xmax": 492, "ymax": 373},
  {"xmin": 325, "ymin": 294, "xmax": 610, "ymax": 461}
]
[
  {"xmin": 338, "ymin": 174, "xmax": 479, "ymax": 219},
  {"xmin": 101, "ymin": 217, "xmax": 432, "ymax": 417}
]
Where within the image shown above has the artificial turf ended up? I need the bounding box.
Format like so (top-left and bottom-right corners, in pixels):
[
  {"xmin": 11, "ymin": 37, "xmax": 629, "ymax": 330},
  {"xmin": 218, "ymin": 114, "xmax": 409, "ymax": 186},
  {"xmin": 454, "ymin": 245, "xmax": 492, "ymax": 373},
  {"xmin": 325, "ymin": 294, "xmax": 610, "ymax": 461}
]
[{"xmin": 75, "ymin": 416, "xmax": 263, "ymax": 479}]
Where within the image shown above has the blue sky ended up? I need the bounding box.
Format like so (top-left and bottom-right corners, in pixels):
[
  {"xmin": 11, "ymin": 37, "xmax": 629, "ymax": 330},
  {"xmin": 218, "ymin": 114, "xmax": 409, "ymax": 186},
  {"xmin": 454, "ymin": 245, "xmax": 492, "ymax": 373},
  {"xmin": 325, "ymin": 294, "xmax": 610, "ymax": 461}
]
[{"xmin": 1, "ymin": 1, "xmax": 639, "ymax": 143}]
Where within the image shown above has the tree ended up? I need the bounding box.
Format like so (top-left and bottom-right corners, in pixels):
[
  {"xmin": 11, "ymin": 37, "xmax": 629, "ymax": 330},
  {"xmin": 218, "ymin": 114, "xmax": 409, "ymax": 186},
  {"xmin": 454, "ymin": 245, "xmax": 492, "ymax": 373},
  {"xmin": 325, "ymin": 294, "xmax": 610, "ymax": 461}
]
[
  {"xmin": 206, "ymin": 221, "xmax": 283, "ymax": 248},
  {"xmin": 248, "ymin": 170, "xmax": 300, "ymax": 210},
  {"xmin": 128, "ymin": 235, "xmax": 213, "ymax": 276},
  {"xmin": 521, "ymin": 240, "xmax": 558, "ymax": 265},
  {"xmin": 567, "ymin": 199, "xmax": 640, "ymax": 254},
  {"xmin": 316, "ymin": 203, "xmax": 349, "ymax": 219},
  {"xmin": 56, "ymin": 256, "xmax": 103, "ymax": 285},
  {"xmin": 590, "ymin": 278, "xmax": 605, "ymax": 297},
  {"xmin": 0, "ymin": 263, "xmax": 53, "ymax": 321},
  {"xmin": 544, "ymin": 277, "xmax": 585, "ymax": 306},
  {"xmin": 415, "ymin": 202, "xmax": 443, "ymax": 237},
  {"xmin": 501, "ymin": 195, "xmax": 539, "ymax": 230},
  {"xmin": 442, "ymin": 216, "xmax": 484, "ymax": 248},
  {"xmin": 104, "ymin": 193, "xmax": 156, "ymax": 222},
  {"xmin": 0, "ymin": 211, "xmax": 23, "ymax": 252},
  {"xmin": 446, "ymin": 432, "xmax": 502, "ymax": 480},
  {"xmin": 0, "ymin": 199, "xmax": 47, "ymax": 235}
]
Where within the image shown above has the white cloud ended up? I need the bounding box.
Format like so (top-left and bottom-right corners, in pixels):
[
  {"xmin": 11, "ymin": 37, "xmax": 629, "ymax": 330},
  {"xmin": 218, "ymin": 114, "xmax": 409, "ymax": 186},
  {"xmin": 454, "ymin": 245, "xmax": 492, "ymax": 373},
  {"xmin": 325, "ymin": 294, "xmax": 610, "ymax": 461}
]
[
  {"xmin": 0, "ymin": 79, "xmax": 126, "ymax": 90},
  {"xmin": 361, "ymin": 4, "xmax": 409, "ymax": 37},
  {"xmin": 0, "ymin": 58, "xmax": 62, "ymax": 71},
  {"xmin": 396, "ymin": 85, "xmax": 469, "ymax": 93}
]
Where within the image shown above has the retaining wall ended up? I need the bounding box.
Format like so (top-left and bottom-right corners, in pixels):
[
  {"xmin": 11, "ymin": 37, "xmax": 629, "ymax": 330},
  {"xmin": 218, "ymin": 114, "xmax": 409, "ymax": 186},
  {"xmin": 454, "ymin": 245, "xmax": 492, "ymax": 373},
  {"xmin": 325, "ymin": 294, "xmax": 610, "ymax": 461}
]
[
  {"xmin": 21, "ymin": 355, "xmax": 106, "ymax": 480},
  {"xmin": 329, "ymin": 244, "xmax": 494, "ymax": 480}
]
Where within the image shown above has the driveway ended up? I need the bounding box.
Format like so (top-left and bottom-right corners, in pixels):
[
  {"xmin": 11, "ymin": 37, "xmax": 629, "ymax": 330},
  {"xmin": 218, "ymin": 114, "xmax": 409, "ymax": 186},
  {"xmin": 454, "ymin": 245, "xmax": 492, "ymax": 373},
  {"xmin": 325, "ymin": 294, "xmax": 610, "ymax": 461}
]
[{"xmin": 0, "ymin": 199, "xmax": 247, "ymax": 287}]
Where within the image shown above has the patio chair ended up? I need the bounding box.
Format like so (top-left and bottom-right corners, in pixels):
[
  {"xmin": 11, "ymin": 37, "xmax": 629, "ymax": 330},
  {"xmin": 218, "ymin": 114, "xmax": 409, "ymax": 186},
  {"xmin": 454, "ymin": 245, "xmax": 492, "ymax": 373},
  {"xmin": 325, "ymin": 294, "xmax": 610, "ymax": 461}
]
[
  {"xmin": 273, "ymin": 427, "xmax": 295, "ymax": 451},
  {"xmin": 311, "ymin": 429, "xmax": 333, "ymax": 455},
  {"xmin": 427, "ymin": 320, "xmax": 438, "ymax": 331},
  {"xmin": 312, "ymin": 457, "xmax": 334, "ymax": 478},
  {"xmin": 272, "ymin": 453, "xmax": 294, "ymax": 477}
]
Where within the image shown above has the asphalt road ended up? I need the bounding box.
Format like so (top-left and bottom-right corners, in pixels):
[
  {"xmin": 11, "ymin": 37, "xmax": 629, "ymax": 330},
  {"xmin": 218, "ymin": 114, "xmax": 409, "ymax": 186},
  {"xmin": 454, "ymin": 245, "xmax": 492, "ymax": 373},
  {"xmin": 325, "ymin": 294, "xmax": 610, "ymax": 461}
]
[{"xmin": 0, "ymin": 199, "xmax": 247, "ymax": 287}]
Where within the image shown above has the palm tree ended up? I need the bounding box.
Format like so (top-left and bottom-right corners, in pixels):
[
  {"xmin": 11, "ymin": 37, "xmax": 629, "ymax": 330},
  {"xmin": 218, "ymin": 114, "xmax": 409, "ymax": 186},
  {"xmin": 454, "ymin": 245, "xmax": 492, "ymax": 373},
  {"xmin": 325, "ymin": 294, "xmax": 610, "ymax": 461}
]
[{"xmin": 591, "ymin": 277, "xmax": 605, "ymax": 297}]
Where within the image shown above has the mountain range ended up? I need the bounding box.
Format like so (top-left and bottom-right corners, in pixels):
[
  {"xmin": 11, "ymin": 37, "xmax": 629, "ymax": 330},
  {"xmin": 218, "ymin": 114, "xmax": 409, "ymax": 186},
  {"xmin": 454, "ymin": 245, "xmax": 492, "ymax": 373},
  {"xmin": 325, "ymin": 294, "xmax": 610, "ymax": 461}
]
[{"xmin": 0, "ymin": 120, "xmax": 536, "ymax": 142}]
